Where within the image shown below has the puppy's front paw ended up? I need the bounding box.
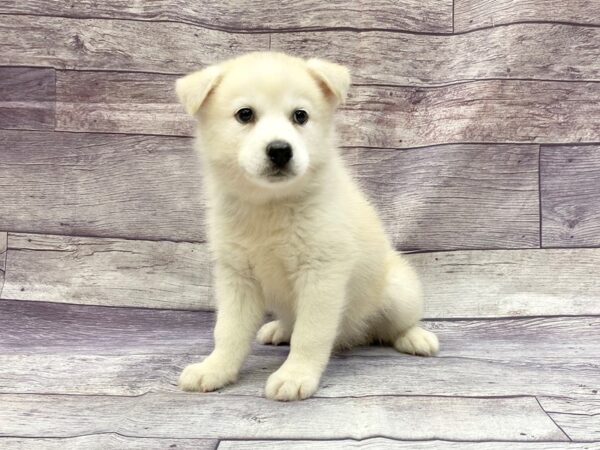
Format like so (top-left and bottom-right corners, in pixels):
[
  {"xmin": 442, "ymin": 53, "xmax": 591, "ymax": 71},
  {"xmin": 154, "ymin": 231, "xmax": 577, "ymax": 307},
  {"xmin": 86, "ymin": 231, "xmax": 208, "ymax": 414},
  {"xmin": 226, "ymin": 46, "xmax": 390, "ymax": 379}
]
[
  {"xmin": 394, "ymin": 326, "xmax": 439, "ymax": 356},
  {"xmin": 265, "ymin": 366, "xmax": 320, "ymax": 401},
  {"xmin": 256, "ymin": 320, "xmax": 291, "ymax": 345},
  {"xmin": 178, "ymin": 358, "xmax": 237, "ymax": 392}
]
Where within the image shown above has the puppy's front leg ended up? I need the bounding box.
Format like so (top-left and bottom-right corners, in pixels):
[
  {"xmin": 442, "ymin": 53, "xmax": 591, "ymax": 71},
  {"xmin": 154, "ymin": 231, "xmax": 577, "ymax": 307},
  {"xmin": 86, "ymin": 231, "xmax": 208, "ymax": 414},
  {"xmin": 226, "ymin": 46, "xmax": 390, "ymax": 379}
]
[
  {"xmin": 266, "ymin": 269, "xmax": 346, "ymax": 401},
  {"xmin": 179, "ymin": 263, "xmax": 264, "ymax": 392}
]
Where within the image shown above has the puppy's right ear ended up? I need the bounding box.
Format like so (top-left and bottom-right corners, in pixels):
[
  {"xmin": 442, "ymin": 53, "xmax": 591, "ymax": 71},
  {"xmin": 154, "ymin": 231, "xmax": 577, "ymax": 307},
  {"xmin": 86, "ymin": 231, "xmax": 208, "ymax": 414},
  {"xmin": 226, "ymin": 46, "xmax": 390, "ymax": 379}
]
[{"xmin": 175, "ymin": 65, "xmax": 222, "ymax": 116}]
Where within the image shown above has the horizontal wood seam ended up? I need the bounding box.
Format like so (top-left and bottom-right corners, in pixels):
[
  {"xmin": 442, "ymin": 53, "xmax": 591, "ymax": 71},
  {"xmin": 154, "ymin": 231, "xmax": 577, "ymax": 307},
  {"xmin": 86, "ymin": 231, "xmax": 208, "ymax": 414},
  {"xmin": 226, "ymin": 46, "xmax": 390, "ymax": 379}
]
[{"xmin": 1, "ymin": 12, "xmax": 599, "ymax": 36}]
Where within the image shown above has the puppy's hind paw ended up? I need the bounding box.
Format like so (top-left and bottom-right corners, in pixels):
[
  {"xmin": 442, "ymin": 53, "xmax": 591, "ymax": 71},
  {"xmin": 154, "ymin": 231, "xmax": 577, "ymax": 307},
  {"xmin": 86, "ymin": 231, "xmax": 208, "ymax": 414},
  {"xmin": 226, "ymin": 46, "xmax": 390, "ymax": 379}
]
[
  {"xmin": 256, "ymin": 320, "xmax": 291, "ymax": 345},
  {"xmin": 394, "ymin": 326, "xmax": 439, "ymax": 356}
]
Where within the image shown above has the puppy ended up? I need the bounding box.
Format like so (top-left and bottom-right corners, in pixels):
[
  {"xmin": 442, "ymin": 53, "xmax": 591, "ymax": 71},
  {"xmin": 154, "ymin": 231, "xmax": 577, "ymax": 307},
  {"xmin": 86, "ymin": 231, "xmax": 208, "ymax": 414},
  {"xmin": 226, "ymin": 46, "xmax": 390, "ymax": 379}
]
[{"xmin": 176, "ymin": 52, "xmax": 439, "ymax": 401}]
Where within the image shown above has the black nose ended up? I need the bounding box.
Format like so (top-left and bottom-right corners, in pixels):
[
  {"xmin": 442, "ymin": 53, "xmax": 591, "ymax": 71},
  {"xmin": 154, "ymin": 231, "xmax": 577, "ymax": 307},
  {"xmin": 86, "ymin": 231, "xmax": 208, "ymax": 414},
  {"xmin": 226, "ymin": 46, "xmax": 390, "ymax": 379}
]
[{"xmin": 266, "ymin": 140, "xmax": 293, "ymax": 169}]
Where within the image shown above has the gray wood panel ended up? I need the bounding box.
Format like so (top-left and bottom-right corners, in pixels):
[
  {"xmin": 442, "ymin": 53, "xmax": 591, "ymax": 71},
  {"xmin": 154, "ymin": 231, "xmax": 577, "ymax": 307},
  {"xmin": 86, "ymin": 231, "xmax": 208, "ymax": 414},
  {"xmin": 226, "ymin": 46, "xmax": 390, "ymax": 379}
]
[
  {"xmin": 4, "ymin": 234, "xmax": 600, "ymax": 317},
  {"xmin": 539, "ymin": 397, "xmax": 600, "ymax": 442},
  {"xmin": 2, "ymin": 233, "xmax": 212, "ymax": 310},
  {"xmin": 0, "ymin": 436, "xmax": 217, "ymax": 450},
  {"xmin": 341, "ymin": 81, "xmax": 600, "ymax": 148},
  {"xmin": 219, "ymin": 441, "xmax": 600, "ymax": 449},
  {"xmin": 343, "ymin": 144, "xmax": 539, "ymax": 250},
  {"xmin": 3, "ymin": 16, "xmax": 599, "ymax": 85},
  {"xmin": 271, "ymin": 24, "xmax": 600, "ymax": 85},
  {"xmin": 455, "ymin": 0, "xmax": 600, "ymax": 32},
  {"xmin": 0, "ymin": 0, "xmax": 453, "ymax": 33},
  {"xmin": 0, "ymin": 67, "xmax": 55, "ymax": 130},
  {"xmin": 411, "ymin": 249, "xmax": 600, "ymax": 318},
  {"xmin": 0, "ymin": 130, "xmax": 205, "ymax": 242},
  {"xmin": 541, "ymin": 146, "xmax": 600, "ymax": 248},
  {"xmin": 2, "ymin": 300, "xmax": 598, "ymax": 360},
  {"xmin": 0, "ymin": 14, "xmax": 268, "ymax": 72},
  {"xmin": 0, "ymin": 131, "xmax": 540, "ymax": 249},
  {"xmin": 53, "ymin": 71, "xmax": 600, "ymax": 147},
  {"xmin": 0, "ymin": 393, "xmax": 566, "ymax": 441},
  {"xmin": 0, "ymin": 232, "xmax": 6, "ymax": 297},
  {"xmin": 56, "ymin": 71, "xmax": 189, "ymax": 136}
]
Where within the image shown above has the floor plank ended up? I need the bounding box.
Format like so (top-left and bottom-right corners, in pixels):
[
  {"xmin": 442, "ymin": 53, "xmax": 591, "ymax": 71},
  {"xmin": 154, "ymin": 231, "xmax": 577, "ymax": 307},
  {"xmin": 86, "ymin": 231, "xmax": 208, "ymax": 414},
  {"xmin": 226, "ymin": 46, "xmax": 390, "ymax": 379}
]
[
  {"xmin": 0, "ymin": 393, "xmax": 567, "ymax": 441},
  {"xmin": 0, "ymin": 130, "xmax": 205, "ymax": 242},
  {"xmin": 539, "ymin": 397, "xmax": 600, "ymax": 442},
  {"xmin": 455, "ymin": 0, "xmax": 600, "ymax": 32},
  {"xmin": 219, "ymin": 440, "xmax": 600, "ymax": 449},
  {"xmin": 0, "ymin": 0, "xmax": 453, "ymax": 33},
  {"xmin": 0, "ymin": 14, "xmax": 268, "ymax": 72},
  {"xmin": 2, "ymin": 16, "xmax": 599, "ymax": 84},
  {"xmin": 0, "ymin": 67, "xmax": 55, "ymax": 130},
  {"xmin": 541, "ymin": 145, "xmax": 600, "ymax": 247},
  {"xmin": 1, "ymin": 301, "xmax": 598, "ymax": 399},
  {"xmin": 1, "ymin": 130, "xmax": 541, "ymax": 249},
  {"xmin": 4, "ymin": 235, "xmax": 600, "ymax": 317},
  {"xmin": 0, "ymin": 435, "xmax": 217, "ymax": 450},
  {"xmin": 1, "ymin": 233, "xmax": 212, "ymax": 310},
  {"xmin": 1, "ymin": 300, "xmax": 598, "ymax": 359}
]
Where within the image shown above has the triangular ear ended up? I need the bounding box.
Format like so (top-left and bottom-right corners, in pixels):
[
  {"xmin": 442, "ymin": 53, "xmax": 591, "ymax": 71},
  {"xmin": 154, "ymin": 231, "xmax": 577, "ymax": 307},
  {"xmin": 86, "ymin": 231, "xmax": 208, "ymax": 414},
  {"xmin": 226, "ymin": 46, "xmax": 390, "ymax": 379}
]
[
  {"xmin": 306, "ymin": 58, "xmax": 351, "ymax": 106},
  {"xmin": 175, "ymin": 65, "xmax": 222, "ymax": 116}
]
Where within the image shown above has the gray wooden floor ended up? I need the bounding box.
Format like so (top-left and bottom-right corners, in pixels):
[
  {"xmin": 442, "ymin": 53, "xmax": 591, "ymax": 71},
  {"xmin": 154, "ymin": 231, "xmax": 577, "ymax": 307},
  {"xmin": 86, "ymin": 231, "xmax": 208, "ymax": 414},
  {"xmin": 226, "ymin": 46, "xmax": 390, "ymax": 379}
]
[{"xmin": 1, "ymin": 0, "xmax": 600, "ymax": 447}]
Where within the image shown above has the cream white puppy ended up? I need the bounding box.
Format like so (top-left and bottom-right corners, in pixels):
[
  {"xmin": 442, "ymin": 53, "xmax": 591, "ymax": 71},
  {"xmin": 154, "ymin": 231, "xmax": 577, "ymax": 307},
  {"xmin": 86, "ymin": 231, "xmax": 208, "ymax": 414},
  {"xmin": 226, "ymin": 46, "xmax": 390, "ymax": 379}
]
[{"xmin": 176, "ymin": 52, "xmax": 439, "ymax": 401}]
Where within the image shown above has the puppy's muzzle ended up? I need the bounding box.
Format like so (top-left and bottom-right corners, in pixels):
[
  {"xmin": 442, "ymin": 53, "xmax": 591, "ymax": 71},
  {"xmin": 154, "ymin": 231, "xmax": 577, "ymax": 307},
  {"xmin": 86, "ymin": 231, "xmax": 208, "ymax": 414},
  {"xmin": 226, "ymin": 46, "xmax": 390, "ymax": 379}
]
[{"xmin": 267, "ymin": 140, "xmax": 293, "ymax": 169}]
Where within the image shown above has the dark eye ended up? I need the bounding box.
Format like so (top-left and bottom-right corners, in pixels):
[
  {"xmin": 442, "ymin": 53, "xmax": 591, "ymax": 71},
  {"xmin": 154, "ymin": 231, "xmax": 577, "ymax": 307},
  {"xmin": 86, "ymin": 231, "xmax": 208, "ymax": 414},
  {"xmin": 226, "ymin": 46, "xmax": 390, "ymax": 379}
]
[
  {"xmin": 235, "ymin": 108, "xmax": 254, "ymax": 124},
  {"xmin": 292, "ymin": 109, "xmax": 309, "ymax": 125}
]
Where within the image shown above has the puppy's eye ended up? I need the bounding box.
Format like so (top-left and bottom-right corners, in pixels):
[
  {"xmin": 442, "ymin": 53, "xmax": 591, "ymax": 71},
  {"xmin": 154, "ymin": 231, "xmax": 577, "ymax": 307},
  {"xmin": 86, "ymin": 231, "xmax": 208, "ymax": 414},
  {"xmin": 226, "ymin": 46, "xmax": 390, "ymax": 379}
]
[
  {"xmin": 292, "ymin": 109, "xmax": 309, "ymax": 125},
  {"xmin": 235, "ymin": 108, "xmax": 254, "ymax": 124}
]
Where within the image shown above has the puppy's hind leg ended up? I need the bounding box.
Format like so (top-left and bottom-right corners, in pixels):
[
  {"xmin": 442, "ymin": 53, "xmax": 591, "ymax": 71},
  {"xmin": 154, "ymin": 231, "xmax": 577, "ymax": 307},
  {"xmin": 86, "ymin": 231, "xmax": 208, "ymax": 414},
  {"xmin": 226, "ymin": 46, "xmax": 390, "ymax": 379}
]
[
  {"xmin": 378, "ymin": 254, "xmax": 439, "ymax": 356},
  {"xmin": 257, "ymin": 319, "xmax": 293, "ymax": 345}
]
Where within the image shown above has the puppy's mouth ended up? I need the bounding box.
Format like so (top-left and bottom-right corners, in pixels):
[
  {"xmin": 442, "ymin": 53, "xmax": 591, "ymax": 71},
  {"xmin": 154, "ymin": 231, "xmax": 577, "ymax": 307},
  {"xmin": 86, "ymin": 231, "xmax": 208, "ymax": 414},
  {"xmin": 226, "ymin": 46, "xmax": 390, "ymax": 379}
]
[{"xmin": 264, "ymin": 168, "xmax": 295, "ymax": 183}]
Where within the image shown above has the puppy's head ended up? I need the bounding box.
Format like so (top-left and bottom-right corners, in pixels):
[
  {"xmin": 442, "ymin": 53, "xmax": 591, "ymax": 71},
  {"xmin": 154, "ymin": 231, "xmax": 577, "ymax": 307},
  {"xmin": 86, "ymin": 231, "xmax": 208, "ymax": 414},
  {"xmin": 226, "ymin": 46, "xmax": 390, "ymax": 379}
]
[{"xmin": 176, "ymin": 52, "xmax": 350, "ymax": 199}]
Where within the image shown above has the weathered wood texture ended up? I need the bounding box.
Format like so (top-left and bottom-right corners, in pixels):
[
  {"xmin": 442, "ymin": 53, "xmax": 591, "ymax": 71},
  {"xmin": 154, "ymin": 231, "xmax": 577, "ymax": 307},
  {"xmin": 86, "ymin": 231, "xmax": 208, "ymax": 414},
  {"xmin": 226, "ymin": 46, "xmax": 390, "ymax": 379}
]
[
  {"xmin": 0, "ymin": 232, "xmax": 6, "ymax": 297},
  {"xmin": 0, "ymin": 393, "xmax": 566, "ymax": 441},
  {"xmin": 0, "ymin": 130, "xmax": 540, "ymax": 249},
  {"xmin": 0, "ymin": 67, "xmax": 55, "ymax": 130},
  {"xmin": 2, "ymin": 16, "xmax": 599, "ymax": 84},
  {"xmin": 1, "ymin": 302, "xmax": 598, "ymax": 398},
  {"xmin": 51, "ymin": 71, "xmax": 600, "ymax": 147},
  {"xmin": 0, "ymin": 0, "xmax": 453, "ymax": 33},
  {"xmin": 2, "ymin": 233, "xmax": 212, "ymax": 310},
  {"xmin": 0, "ymin": 436, "xmax": 217, "ymax": 450},
  {"xmin": 271, "ymin": 24, "xmax": 600, "ymax": 84},
  {"xmin": 455, "ymin": 0, "xmax": 600, "ymax": 32},
  {"xmin": 219, "ymin": 441, "xmax": 600, "ymax": 449},
  {"xmin": 541, "ymin": 146, "xmax": 600, "ymax": 248},
  {"xmin": 0, "ymin": 15, "xmax": 268, "ymax": 72},
  {"xmin": 411, "ymin": 249, "xmax": 600, "ymax": 318},
  {"xmin": 341, "ymin": 81, "xmax": 600, "ymax": 148},
  {"xmin": 0, "ymin": 130, "xmax": 205, "ymax": 242},
  {"xmin": 538, "ymin": 397, "xmax": 600, "ymax": 442},
  {"xmin": 2, "ymin": 300, "xmax": 598, "ymax": 360},
  {"xmin": 4, "ymin": 234, "xmax": 600, "ymax": 317},
  {"xmin": 343, "ymin": 144, "xmax": 539, "ymax": 250},
  {"xmin": 56, "ymin": 71, "xmax": 189, "ymax": 136}
]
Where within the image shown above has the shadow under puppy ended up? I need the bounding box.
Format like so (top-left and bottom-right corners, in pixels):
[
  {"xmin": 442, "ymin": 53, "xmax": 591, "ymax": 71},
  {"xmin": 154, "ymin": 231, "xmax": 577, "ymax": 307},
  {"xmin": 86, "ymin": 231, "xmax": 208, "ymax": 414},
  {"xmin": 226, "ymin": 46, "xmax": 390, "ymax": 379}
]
[{"xmin": 176, "ymin": 52, "xmax": 439, "ymax": 401}]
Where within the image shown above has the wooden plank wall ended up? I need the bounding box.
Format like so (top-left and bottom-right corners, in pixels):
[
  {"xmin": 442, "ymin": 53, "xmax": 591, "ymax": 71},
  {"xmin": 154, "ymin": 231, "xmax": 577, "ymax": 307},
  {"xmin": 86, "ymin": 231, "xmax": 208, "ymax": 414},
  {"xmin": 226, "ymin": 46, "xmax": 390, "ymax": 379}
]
[{"xmin": 1, "ymin": 1, "xmax": 599, "ymax": 313}]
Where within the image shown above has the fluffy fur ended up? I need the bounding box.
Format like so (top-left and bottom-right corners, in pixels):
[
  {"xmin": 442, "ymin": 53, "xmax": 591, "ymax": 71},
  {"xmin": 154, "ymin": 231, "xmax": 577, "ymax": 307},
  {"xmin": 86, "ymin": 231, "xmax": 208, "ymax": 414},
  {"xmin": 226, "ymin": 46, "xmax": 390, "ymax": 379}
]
[{"xmin": 176, "ymin": 52, "xmax": 439, "ymax": 401}]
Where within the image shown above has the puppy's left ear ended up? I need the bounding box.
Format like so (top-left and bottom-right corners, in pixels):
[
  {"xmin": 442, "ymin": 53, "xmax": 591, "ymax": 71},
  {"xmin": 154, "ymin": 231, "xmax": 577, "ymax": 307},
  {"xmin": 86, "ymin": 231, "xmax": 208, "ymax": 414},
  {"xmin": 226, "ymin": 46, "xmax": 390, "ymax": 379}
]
[
  {"xmin": 175, "ymin": 65, "xmax": 222, "ymax": 116},
  {"xmin": 306, "ymin": 58, "xmax": 351, "ymax": 106}
]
